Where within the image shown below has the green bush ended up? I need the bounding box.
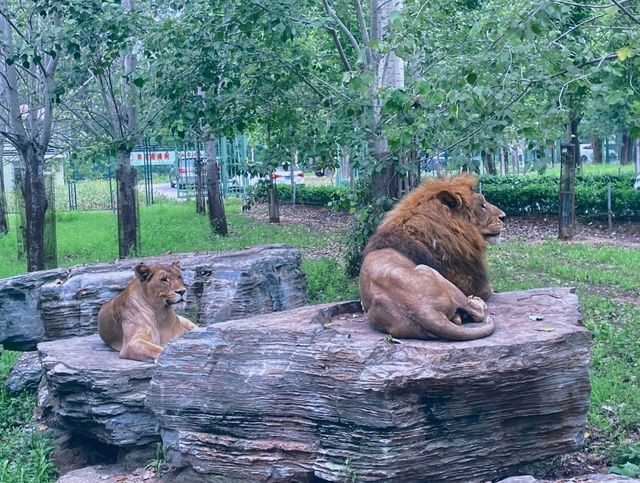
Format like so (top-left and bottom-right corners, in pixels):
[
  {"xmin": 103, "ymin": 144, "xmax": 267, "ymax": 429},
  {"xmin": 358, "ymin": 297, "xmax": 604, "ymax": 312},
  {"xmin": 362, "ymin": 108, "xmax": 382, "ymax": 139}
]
[
  {"xmin": 248, "ymin": 182, "xmax": 353, "ymax": 209},
  {"xmin": 480, "ymin": 174, "xmax": 640, "ymax": 220}
]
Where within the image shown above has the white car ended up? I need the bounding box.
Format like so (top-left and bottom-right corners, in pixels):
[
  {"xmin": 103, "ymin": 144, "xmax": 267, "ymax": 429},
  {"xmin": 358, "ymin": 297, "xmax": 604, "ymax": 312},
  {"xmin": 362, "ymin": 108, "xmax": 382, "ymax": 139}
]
[
  {"xmin": 271, "ymin": 166, "xmax": 305, "ymax": 185},
  {"xmin": 579, "ymin": 144, "xmax": 618, "ymax": 163}
]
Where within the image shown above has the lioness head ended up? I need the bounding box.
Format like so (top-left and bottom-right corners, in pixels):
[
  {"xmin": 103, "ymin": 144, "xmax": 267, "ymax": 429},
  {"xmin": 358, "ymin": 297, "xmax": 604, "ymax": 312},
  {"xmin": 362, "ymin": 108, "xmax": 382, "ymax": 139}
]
[
  {"xmin": 134, "ymin": 261, "xmax": 188, "ymax": 306},
  {"xmin": 435, "ymin": 178, "xmax": 505, "ymax": 245}
]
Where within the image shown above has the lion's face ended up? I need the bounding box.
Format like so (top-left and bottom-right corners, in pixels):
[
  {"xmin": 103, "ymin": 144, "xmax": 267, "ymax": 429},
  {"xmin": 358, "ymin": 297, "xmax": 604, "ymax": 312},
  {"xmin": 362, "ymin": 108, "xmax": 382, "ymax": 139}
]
[
  {"xmin": 134, "ymin": 261, "xmax": 188, "ymax": 306},
  {"xmin": 470, "ymin": 192, "xmax": 505, "ymax": 244}
]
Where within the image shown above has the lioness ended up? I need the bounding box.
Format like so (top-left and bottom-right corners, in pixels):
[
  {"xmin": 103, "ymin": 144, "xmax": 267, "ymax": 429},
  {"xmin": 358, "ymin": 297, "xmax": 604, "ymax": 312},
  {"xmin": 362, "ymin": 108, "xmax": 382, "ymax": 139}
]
[
  {"xmin": 360, "ymin": 174, "xmax": 505, "ymax": 341},
  {"xmin": 97, "ymin": 261, "xmax": 197, "ymax": 362}
]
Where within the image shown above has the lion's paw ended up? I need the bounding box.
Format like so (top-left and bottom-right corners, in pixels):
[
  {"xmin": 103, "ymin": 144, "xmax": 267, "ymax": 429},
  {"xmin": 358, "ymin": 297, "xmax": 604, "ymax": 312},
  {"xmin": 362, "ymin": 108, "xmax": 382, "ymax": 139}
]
[{"xmin": 465, "ymin": 296, "xmax": 489, "ymax": 323}]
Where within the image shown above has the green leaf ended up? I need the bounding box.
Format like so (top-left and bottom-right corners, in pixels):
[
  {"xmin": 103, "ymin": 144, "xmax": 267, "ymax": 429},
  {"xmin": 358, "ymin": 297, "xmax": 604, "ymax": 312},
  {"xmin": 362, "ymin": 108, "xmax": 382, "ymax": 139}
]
[
  {"xmin": 611, "ymin": 463, "xmax": 640, "ymax": 478},
  {"xmin": 617, "ymin": 47, "xmax": 633, "ymax": 61},
  {"xmin": 133, "ymin": 77, "xmax": 145, "ymax": 88},
  {"xmin": 630, "ymin": 126, "xmax": 640, "ymax": 138},
  {"xmin": 466, "ymin": 72, "xmax": 478, "ymax": 85}
]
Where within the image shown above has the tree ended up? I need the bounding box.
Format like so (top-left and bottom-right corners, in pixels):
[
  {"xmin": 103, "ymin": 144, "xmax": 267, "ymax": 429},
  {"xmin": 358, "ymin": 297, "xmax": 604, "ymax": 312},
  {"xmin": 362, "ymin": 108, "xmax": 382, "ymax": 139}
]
[
  {"xmin": 64, "ymin": 0, "xmax": 161, "ymax": 257},
  {"xmin": 0, "ymin": 131, "xmax": 7, "ymax": 235},
  {"xmin": 0, "ymin": 0, "xmax": 62, "ymax": 270}
]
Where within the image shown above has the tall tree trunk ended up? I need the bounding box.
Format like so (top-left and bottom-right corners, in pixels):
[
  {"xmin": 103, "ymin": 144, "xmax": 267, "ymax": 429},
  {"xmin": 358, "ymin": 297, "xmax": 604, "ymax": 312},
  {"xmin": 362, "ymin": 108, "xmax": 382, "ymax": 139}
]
[
  {"xmin": 268, "ymin": 180, "xmax": 280, "ymax": 223},
  {"xmin": 635, "ymin": 140, "xmax": 640, "ymax": 189},
  {"xmin": 0, "ymin": 138, "xmax": 8, "ymax": 235},
  {"xmin": 369, "ymin": 0, "xmax": 404, "ymax": 201},
  {"xmin": 116, "ymin": 148, "xmax": 138, "ymax": 258},
  {"xmin": 620, "ymin": 131, "xmax": 633, "ymax": 165},
  {"xmin": 20, "ymin": 145, "xmax": 48, "ymax": 270},
  {"xmin": 559, "ymin": 111, "xmax": 579, "ymax": 241},
  {"xmin": 204, "ymin": 138, "xmax": 228, "ymax": 235},
  {"xmin": 195, "ymin": 141, "xmax": 206, "ymax": 214},
  {"xmin": 592, "ymin": 137, "xmax": 603, "ymax": 164},
  {"xmin": 481, "ymin": 150, "xmax": 497, "ymax": 175}
]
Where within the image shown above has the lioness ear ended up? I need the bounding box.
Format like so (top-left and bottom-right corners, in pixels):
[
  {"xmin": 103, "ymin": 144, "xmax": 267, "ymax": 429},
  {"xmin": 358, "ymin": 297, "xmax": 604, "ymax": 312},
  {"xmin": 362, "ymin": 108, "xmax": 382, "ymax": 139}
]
[
  {"xmin": 437, "ymin": 190, "xmax": 462, "ymax": 210},
  {"xmin": 135, "ymin": 264, "xmax": 153, "ymax": 282},
  {"xmin": 172, "ymin": 261, "xmax": 181, "ymax": 269}
]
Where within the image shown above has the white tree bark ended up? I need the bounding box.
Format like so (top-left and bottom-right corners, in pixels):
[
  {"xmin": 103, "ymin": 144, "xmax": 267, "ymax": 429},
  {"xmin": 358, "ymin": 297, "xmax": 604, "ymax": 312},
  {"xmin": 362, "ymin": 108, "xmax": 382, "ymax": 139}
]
[{"xmin": 369, "ymin": 0, "xmax": 405, "ymax": 198}]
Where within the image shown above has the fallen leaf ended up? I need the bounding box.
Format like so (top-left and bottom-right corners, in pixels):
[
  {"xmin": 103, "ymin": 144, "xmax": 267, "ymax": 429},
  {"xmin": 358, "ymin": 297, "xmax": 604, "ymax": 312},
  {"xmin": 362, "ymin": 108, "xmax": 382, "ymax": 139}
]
[
  {"xmin": 536, "ymin": 327, "xmax": 555, "ymax": 332},
  {"xmin": 383, "ymin": 335, "xmax": 401, "ymax": 344}
]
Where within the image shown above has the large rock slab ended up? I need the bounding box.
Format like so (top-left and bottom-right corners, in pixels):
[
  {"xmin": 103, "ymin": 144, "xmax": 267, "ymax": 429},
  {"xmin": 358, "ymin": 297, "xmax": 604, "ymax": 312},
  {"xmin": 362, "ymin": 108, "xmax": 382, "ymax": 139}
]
[
  {"xmin": 38, "ymin": 335, "xmax": 158, "ymax": 448},
  {"xmin": 148, "ymin": 287, "xmax": 591, "ymax": 483},
  {"xmin": 4, "ymin": 351, "xmax": 43, "ymax": 394},
  {"xmin": 1, "ymin": 244, "xmax": 306, "ymax": 350}
]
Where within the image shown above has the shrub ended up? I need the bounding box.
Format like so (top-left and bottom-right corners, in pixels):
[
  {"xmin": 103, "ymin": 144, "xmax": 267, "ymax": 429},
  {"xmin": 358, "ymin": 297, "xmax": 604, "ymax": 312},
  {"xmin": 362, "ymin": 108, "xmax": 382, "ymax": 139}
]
[{"xmin": 480, "ymin": 174, "xmax": 640, "ymax": 220}]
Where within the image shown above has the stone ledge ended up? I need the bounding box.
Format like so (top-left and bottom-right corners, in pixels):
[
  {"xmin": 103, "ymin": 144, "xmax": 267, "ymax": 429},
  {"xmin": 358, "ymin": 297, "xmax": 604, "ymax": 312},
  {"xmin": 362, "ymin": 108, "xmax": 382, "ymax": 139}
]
[
  {"xmin": 38, "ymin": 335, "xmax": 158, "ymax": 448},
  {"xmin": 1, "ymin": 244, "xmax": 306, "ymax": 350},
  {"xmin": 145, "ymin": 287, "xmax": 591, "ymax": 482},
  {"xmin": 38, "ymin": 288, "xmax": 591, "ymax": 481}
]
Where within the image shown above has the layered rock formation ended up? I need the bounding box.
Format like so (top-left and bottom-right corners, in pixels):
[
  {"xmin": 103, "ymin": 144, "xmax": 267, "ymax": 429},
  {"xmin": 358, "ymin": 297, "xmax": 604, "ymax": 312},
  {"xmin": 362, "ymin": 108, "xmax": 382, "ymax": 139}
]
[
  {"xmin": 37, "ymin": 287, "xmax": 591, "ymax": 481},
  {"xmin": 1, "ymin": 244, "xmax": 306, "ymax": 350},
  {"xmin": 146, "ymin": 288, "xmax": 591, "ymax": 482}
]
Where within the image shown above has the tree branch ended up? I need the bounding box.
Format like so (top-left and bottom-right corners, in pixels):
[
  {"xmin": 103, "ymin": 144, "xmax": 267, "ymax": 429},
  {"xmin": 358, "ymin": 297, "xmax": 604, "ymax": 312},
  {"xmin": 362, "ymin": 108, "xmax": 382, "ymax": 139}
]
[
  {"xmin": 321, "ymin": 0, "xmax": 361, "ymax": 58},
  {"xmin": 353, "ymin": 0, "xmax": 373, "ymax": 69},
  {"xmin": 610, "ymin": 0, "xmax": 640, "ymax": 25},
  {"xmin": 328, "ymin": 28, "xmax": 352, "ymax": 72}
]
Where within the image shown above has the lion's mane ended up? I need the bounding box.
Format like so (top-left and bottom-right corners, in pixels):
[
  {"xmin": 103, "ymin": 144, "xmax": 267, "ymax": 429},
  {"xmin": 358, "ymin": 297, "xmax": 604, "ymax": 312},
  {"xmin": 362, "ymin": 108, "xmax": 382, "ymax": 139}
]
[{"xmin": 363, "ymin": 173, "xmax": 491, "ymax": 299}]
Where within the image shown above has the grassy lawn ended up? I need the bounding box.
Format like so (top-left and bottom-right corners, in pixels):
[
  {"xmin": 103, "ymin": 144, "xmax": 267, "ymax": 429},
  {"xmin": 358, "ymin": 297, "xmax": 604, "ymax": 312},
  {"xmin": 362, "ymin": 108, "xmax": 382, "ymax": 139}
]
[
  {"xmin": 489, "ymin": 242, "xmax": 640, "ymax": 474},
  {"xmin": 0, "ymin": 351, "xmax": 57, "ymax": 483},
  {"xmin": 0, "ymin": 200, "xmax": 639, "ymax": 478},
  {"xmin": 0, "ymin": 198, "xmax": 337, "ymax": 279}
]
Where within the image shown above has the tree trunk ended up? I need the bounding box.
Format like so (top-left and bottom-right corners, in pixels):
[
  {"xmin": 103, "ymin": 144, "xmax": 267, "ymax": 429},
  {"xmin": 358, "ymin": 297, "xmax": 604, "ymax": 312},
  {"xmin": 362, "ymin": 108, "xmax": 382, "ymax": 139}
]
[
  {"xmin": 620, "ymin": 131, "xmax": 633, "ymax": 165},
  {"xmin": 559, "ymin": 112, "xmax": 579, "ymax": 241},
  {"xmin": 0, "ymin": 138, "xmax": 8, "ymax": 235},
  {"xmin": 116, "ymin": 148, "xmax": 139, "ymax": 258},
  {"xmin": 481, "ymin": 150, "xmax": 497, "ymax": 175},
  {"xmin": 268, "ymin": 182, "xmax": 280, "ymax": 223},
  {"xmin": 19, "ymin": 145, "xmax": 48, "ymax": 271},
  {"xmin": 195, "ymin": 141, "xmax": 206, "ymax": 214},
  {"xmin": 592, "ymin": 137, "xmax": 603, "ymax": 164},
  {"xmin": 369, "ymin": 0, "xmax": 404, "ymax": 201},
  {"xmin": 204, "ymin": 138, "xmax": 228, "ymax": 236}
]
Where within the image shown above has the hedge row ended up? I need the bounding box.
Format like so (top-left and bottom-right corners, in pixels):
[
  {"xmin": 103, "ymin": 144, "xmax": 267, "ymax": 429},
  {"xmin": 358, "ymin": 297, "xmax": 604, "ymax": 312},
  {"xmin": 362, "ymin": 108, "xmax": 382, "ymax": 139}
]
[
  {"xmin": 479, "ymin": 174, "xmax": 640, "ymax": 220},
  {"xmin": 256, "ymin": 175, "xmax": 640, "ymax": 220},
  {"xmin": 251, "ymin": 182, "xmax": 352, "ymax": 209}
]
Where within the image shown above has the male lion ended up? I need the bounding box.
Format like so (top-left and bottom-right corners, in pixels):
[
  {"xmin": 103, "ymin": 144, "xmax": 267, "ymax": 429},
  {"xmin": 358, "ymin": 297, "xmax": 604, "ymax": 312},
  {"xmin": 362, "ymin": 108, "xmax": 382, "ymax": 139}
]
[
  {"xmin": 359, "ymin": 173, "xmax": 505, "ymax": 341},
  {"xmin": 97, "ymin": 261, "xmax": 197, "ymax": 362}
]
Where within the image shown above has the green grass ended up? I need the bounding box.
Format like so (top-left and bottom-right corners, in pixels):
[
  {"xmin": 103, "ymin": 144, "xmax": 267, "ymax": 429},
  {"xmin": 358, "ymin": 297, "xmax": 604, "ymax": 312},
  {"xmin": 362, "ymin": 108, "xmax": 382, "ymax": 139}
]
[
  {"xmin": 303, "ymin": 258, "xmax": 359, "ymax": 304},
  {"xmin": 0, "ymin": 352, "xmax": 57, "ymax": 483},
  {"xmin": 0, "ymin": 198, "xmax": 338, "ymax": 279},
  {"xmin": 489, "ymin": 239, "xmax": 640, "ymax": 467},
  {"xmin": 543, "ymin": 162, "xmax": 636, "ymax": 178}
]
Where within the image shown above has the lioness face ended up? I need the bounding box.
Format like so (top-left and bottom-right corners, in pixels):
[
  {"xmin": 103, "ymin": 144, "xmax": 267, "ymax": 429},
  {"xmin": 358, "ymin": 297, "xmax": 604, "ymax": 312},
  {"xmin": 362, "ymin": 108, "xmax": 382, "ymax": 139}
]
[
  {"xmin": 472, "ymin": 193, "xmax": 505, "ymax": 244},
  {"xmin": 135, "ymin": 262, "xmax": 188, "ymax": 305}
]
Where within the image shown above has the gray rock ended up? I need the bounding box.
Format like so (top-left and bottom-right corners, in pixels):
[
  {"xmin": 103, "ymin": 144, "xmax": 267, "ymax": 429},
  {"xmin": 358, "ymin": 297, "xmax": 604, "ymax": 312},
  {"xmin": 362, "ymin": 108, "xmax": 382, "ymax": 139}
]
[
  {"xmin": 38, "ymin": 335, "xmax": 159, "ymax": 448},
  {"xmin": 147, "ymin": 287, "xmax": 592, "ymax": 483},
  {"xmin": 56, "ymin": 465, "xmax": 158, "ymax": 483},
  {"xmin": 5, "ymin": 351, "xmax": 43, "ymax": 394},
  {"xmin": 497, "ymin": 474, "xmax": 640, "ymax": 483},
  {"xmin": 1, "ymin": 245, "xmax": 306, "ymax": 350}
]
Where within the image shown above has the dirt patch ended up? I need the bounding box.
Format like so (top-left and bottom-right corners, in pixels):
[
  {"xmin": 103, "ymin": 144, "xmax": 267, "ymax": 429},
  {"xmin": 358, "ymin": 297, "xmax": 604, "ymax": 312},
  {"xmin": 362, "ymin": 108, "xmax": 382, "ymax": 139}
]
[
  {"xmin": 502, "ymin": 217, "xmax": 640, "ymax": 248},
  {"xmin": 246, "ymin": 205, "xmax": 640, "ymax": 248},
  {"xmin": 247, "ymin": 203, "xmax": 354, "ymax": 234}
]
